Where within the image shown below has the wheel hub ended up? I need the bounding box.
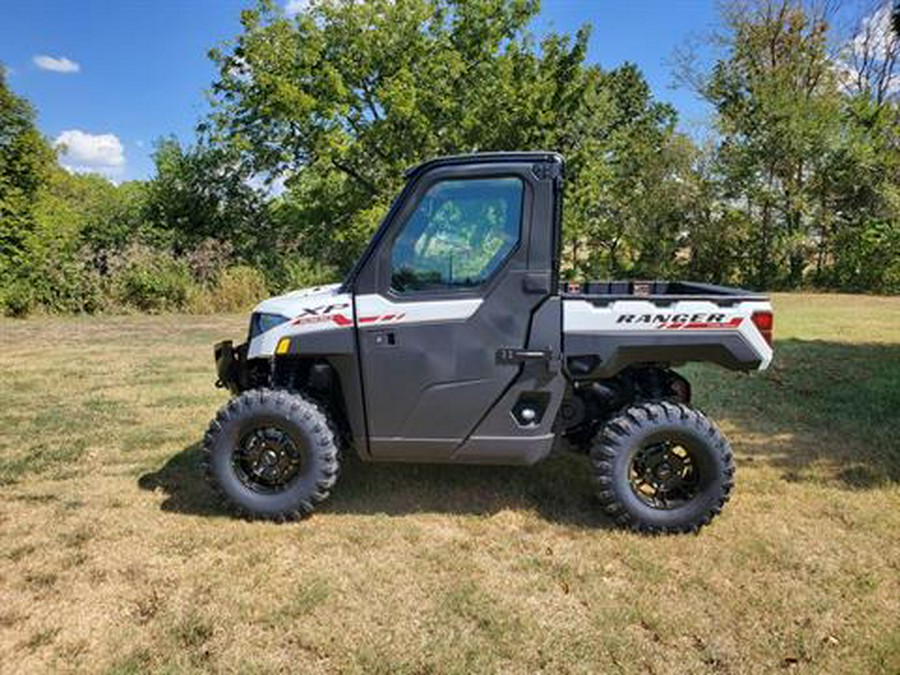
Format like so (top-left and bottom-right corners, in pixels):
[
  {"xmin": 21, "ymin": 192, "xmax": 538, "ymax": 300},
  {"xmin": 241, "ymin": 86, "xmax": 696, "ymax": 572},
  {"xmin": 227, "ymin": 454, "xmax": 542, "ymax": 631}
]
[
  {"xmin": 234, "ymin": 426, "xmax": 304, "ymax": 493},
  {"xmin": 629, "ymin": 441, "xmax": 700, "ymax": 510}
]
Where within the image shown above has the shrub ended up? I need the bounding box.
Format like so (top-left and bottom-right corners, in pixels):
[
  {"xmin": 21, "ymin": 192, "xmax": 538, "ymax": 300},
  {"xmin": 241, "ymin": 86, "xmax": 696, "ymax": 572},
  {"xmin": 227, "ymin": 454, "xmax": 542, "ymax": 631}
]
[
  {"xmin": 31, "ymin": 255, "xmax": 106, "ymax": 314},
  {"xmin": 820, "ymin": 220, "xmax": 900, "ymax": 294},
  {"xmin": 4, "ymin": 246, "xmax": 107, "ymax": 316},
  {"xmin": 2, "ymin": 279, "xmax": 34, "ymax": 317},
  {"xmin": 185, "ymin": 238, "xmax": 234, "ymax": 284},
  {"xmin": 191, "ymin": 265, "xmax": 269, "ymax": 313},
  {"xmin": 272, "ymin": 257, "xmax": 339, "ymax": 293},
  {"xmin": 114, "ymin": 247, "xmax": 194, "ymax": 312}
]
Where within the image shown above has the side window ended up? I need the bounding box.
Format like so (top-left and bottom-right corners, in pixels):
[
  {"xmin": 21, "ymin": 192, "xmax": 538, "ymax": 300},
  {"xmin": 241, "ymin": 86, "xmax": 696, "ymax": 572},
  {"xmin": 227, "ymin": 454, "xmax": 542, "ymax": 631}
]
[{"xmin": 390, "ymin": 177, "xmax": 523, "ymax": 293}]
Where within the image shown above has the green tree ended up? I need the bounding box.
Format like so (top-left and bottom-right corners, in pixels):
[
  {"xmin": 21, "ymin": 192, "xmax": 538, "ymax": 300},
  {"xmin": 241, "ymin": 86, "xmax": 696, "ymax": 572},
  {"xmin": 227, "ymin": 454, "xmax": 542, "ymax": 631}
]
[
  {"xmin": 563, "ymin": 64, "xmax": 683, "ymax": 279},
  {"xmin": 207, "ymin": 0, "xmax": 682, "ymax": 276},
  {"xmin": 812, "ymin": 93, "xmax": 900, "ymax": 292},
  {"xmin": 676, "ymin": 0, "xmax": 900, "ymax": 293},
  {"xmin": 699, "ymin": 0, "xmax": 842, "ymax": 289},
  {"xmin": 144, "ymin": 137, "xmax": 270, "ymax": 261},
  {"xmin": 10, "ymin": 168, "xmax": 150, "ymax": 313},
  {"xmin": 0, "ymin": 68, "xmax": 54, "ymax": 280}
]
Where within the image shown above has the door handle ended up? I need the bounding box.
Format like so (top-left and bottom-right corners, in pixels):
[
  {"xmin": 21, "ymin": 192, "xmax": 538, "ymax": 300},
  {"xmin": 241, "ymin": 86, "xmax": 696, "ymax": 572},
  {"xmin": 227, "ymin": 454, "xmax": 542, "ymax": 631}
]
[
  {"xmin": 496, "ymin": 348, "xmax": 561, "ymax": 373},
  {"xmin": 496, "ymin": 348, "xmax": 550, "ymax": 363}
]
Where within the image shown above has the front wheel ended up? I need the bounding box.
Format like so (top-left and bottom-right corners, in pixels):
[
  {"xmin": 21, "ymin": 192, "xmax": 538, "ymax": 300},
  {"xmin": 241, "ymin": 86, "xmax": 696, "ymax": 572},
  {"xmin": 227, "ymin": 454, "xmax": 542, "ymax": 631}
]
[
  {"xmin": 203, "ymin": 389, "xmax": 340, "ymax": 521},
  {"xmin": 590, "ymin": 402, "xmax": 734, "ymax": 534}
]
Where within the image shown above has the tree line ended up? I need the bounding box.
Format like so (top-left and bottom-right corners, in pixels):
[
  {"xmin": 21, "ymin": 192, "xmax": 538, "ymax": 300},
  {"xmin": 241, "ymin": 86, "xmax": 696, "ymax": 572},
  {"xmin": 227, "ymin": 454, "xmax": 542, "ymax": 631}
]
[{"xmin": 1, "ymin": 0, "xmax": 898, "ymax": 317}]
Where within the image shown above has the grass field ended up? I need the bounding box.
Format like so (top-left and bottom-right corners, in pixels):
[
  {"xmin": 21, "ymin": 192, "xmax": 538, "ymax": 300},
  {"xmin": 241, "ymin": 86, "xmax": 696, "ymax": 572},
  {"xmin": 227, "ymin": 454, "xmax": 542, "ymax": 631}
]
[{"xmin": 1, "ymin": 294, "xmax": 898, "ymax": 674}]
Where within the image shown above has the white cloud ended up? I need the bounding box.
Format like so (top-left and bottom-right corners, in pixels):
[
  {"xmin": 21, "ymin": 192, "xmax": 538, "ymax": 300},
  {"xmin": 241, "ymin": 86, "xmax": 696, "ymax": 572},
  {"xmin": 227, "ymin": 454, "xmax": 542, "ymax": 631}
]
[
  {"xmin": 851, "ymin": 3, "xmax": 894, "ymax": 61},
  {"xmin": 33, "ymin": 55, "xmax": 80, "ymax": 74},
  {"xmin": 285, "ymin": 0, "xmax": 309, "ymax": 16},
  {"xmin": 838, "ymin": 2, "xmax": 900, "ymax": 99},
  {"xmin": 54, "ymin": 130, "xmax": 125, "ymax": 176}
]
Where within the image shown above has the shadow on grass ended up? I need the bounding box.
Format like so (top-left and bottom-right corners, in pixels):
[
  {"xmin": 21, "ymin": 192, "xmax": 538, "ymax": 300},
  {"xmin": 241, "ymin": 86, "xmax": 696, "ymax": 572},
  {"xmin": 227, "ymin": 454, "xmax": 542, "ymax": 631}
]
[
  {"xmin": 138, "ymin": 443, "xmax": 612, "ymax": 527},
  {"xmin": 137, "ymin": 444, "xmax": 224, "ymax": 517},
  {"xmin": 139, "ymin": 338, "xmax": 900, "ymax": 520},
  {"xmin": 688, "ymin": 338, "xmax": 900, "ymax": 489}
]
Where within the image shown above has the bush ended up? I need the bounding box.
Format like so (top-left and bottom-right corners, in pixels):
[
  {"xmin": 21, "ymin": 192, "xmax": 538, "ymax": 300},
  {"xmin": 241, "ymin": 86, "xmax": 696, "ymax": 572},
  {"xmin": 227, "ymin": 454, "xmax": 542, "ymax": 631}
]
[
  {"xmin": 114, "ymin": 247, "xmax": 194, "ymax": 312},
  {"xmin": 819, "ymin": 220, "xmax": 900, "ymax": 294},
  {"xmin": 4, "ymin": 246, "xmax": 107, "ymax": 316},
  {"xmin": 2, "ymin": 279, "xmax": 34, "ymax": 317},
  {"xmin": 1, "ymin": 240, "xmax": 274, "ymax": 316},
  {"xmin": 271, "ymin": 257, "xmax": 339, "ymax": 293},
  {"xmin": 190, "ymin": 265, "xmax": 269, "ymax": 313},
  {"xmin": 185, "ymin": 238, "xmax": 234, "ymax": 284},
  {"xmin": 31, "ymin": 256, "xmax": 106, "ymax": 314}
]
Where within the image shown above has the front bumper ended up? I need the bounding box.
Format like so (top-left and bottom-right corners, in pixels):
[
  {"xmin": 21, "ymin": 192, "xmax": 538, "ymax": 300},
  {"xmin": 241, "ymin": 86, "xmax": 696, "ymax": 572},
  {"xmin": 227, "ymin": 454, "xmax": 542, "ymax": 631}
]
[{"xmin": 214, "ymin": 340, "xmax": 248, "ymax": 394}]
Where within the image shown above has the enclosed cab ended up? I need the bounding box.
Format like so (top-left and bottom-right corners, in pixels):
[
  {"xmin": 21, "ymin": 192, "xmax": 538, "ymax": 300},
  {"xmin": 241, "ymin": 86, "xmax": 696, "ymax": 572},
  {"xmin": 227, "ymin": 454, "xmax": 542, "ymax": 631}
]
[{"xmin": 207, "ymin": 152, "xmax": 773, "ymax": 533}]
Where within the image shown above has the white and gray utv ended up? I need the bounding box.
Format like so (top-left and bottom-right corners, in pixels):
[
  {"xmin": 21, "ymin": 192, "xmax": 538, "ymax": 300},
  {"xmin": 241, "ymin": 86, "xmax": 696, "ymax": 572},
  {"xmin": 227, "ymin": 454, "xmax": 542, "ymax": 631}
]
[{"xmin": 206, "ymin": 152, "xmax": 774, "ymax": 533}]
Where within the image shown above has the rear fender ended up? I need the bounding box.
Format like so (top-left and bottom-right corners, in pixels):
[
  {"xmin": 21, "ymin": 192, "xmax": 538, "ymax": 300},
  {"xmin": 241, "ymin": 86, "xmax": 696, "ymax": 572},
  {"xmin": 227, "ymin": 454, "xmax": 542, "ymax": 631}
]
[{"xmin": 563, "ymin": 298, "xmax": 773, "ymax": 377}]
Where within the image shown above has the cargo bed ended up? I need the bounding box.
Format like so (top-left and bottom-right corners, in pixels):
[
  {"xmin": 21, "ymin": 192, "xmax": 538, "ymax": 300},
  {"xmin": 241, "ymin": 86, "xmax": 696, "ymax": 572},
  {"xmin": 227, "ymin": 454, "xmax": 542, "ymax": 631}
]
[
  {"xmin": 560, "ymin": 280, "xmax": 765, "ymax": 305},
  {"xmin": 561, "ymin": 281, "xmax": 773, "ymax": 377}
]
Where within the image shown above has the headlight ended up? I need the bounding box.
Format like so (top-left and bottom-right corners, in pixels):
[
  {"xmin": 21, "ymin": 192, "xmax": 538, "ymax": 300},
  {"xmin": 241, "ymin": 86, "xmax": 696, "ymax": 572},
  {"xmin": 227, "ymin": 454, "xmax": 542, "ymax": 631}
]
[{"xmin": 249, "ymin": 312, "xmax": 290, "ymax": 340}]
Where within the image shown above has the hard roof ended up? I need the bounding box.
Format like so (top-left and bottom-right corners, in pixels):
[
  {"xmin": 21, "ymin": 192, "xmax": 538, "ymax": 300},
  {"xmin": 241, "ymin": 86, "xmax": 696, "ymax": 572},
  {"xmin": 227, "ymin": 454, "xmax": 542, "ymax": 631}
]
[{"xmin": 404, "ymin": 151, "xmax": 564, "ymax": 178}]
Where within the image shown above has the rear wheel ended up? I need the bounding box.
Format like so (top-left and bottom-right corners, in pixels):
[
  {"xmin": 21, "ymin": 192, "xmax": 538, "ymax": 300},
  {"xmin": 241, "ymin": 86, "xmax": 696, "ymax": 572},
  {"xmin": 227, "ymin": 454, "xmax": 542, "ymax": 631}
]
[
  {"xmin": 590, "ymin": 402, "xmax": 734, "ymax": 533},
  {"xmin": 203, "ymin": 389, "xmax": 340, "ymax": 521}
]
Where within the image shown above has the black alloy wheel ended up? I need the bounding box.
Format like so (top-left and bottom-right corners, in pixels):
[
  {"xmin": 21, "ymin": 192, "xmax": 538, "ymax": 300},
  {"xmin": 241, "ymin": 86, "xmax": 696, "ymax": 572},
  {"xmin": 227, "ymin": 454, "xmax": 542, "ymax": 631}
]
[{"xmin": 590, "ymin": 401, "xmax": 734, "ymax": 534}]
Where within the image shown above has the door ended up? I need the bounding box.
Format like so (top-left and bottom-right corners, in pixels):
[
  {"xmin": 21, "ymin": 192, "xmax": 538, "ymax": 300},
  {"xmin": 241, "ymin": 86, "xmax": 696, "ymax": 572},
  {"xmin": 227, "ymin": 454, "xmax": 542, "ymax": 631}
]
[{"xmin": 353, "ymin": 159, "xmax": 560, "ymax": 461}]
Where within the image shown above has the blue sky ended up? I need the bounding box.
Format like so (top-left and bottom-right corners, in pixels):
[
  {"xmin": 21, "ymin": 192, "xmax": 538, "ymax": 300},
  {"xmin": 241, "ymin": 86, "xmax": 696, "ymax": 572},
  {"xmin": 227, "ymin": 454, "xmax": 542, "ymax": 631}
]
[{"xmin": 0, "ymin": 0, "xmax": 719, "ymax": 182}]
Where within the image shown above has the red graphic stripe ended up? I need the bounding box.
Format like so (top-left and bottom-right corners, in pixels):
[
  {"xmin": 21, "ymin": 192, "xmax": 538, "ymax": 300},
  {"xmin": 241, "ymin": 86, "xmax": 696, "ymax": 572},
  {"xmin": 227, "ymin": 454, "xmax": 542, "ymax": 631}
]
[
  {"xmin": 320, "ymin": 312, "xmax": 408, "ymax": 328},
  {"xmin": 657, "ymin": 317, "xmax": 743, "ymax": 330}
]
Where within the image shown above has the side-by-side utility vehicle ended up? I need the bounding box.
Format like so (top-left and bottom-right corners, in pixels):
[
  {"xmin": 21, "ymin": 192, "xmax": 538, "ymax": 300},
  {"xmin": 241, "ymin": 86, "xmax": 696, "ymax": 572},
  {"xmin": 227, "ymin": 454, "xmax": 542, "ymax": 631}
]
[{"xmin": 207, "ymin": 152, "xmax": 773, "ymax": 533}]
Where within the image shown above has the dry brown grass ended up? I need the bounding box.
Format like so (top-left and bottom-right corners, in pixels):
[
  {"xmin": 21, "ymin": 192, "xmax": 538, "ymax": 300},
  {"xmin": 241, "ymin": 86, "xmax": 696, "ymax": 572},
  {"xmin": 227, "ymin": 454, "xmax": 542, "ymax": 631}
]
[{"xmin": 0, "ymin": 295, "xmax": 898, "ymax": 674}]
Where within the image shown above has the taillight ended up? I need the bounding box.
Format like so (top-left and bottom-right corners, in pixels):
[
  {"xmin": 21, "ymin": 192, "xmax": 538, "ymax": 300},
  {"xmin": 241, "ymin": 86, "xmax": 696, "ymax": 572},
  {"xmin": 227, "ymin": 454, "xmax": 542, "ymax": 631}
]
[{"xmin": 751, "ymin": 311, "xmax": 774, "ymax": 346}]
